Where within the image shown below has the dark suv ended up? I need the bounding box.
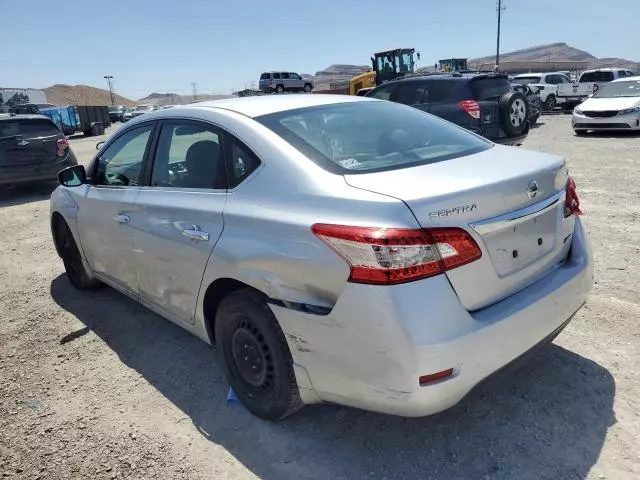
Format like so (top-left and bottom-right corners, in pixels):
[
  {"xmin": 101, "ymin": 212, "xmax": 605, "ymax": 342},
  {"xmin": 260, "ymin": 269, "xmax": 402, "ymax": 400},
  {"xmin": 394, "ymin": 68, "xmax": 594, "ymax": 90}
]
[
  {"xmin": 366, "ymin": 73, "xmax": 529, "ymax": 145},
  {"xmin": 0, "ymin": 114, "xmax": 77, "ymax": 185}
]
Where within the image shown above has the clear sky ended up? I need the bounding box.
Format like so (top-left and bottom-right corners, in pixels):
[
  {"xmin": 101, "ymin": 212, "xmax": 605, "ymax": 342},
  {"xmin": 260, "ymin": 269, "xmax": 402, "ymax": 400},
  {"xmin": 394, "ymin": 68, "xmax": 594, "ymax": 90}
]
[{"xmin": 3, "ymin": 0, "xmax": 636, "ymax": 100}]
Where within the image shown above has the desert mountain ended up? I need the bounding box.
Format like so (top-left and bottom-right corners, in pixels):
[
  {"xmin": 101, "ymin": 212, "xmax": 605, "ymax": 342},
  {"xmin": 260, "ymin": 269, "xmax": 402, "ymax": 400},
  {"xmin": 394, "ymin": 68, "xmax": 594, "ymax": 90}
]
[
  {"xmin": 44, "ymin": 84, "xmax": 135, "ymax": 107},
  {"xmin": 136, "ymin": 92, "xmax": 234, "ymax": 106}
]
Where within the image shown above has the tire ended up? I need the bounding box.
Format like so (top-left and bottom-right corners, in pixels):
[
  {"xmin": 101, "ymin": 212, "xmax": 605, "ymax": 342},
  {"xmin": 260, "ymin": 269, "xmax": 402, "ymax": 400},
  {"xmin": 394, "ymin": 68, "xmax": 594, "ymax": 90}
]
[
  {"xmin": 574, "ymin": 129, "xmax": 588, "ymax": 136},
  {"xmin": 215, "ymin": 288, "xmax": 303, "ymax": 420},
  {"xmin": 543, "ymin": 94, "xmax": 556, "ymax": 111},
  {"xmin": 529, "ymin": 113, "xmax": 539, "ymax": 126},
  {"xmin": 55, "ymin": 220, "xmax": 100, "ymax": 289},
  {"xmin": 275, "ymin": 85, "xmax": 284, "ymax": 94},
  {"xmin": 498, "ymin": 91, "xmax": 528, "ymax": 136},
  {"xmin": 303, "ymin": 84, "xmax": 312, "ymax": 93}
]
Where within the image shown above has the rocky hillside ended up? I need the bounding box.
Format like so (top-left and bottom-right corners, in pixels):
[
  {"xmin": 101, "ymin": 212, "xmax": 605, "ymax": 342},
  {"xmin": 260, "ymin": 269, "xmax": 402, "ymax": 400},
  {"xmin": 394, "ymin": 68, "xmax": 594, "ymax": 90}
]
[
  {"xmin": 136, "ymin": 92, "xmax": 234, "ymax": 106},
  {"xmin": 469, "ymin": 42, "xmax": 638, "ymax": 71},
  {"xmin": 310, "ymin": 64, "xmax": 370, "ymax": 89},
  {"xmin": 44, "ymin": 84, "xmax": 135, "ymax": 107}
]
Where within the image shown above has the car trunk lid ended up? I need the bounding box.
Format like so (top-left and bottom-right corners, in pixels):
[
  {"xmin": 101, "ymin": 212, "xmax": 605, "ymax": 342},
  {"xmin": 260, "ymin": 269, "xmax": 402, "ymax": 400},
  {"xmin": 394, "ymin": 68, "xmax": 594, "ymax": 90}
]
[{"xmin": 344, "ymin": 145, "xmax": 575, "ymax": 310}]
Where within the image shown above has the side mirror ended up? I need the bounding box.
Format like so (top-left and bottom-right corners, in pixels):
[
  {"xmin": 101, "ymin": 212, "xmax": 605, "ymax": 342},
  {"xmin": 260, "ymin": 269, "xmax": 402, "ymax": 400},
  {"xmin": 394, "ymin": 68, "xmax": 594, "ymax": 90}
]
[
  {"xmin": 96, "ymin": 141, "xmax": 105, "ymax": 150},
  {"xmin": 58, "ymin": 165, "xmax": 87, "ymax": 187}
]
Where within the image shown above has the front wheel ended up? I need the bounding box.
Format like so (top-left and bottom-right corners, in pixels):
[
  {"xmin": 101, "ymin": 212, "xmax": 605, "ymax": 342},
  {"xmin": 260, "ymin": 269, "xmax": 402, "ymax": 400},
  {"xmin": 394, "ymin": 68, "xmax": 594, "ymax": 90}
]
[
  {"xmin": 215, "ymin": 288, "xmax": 303, "ymax": 420},
  {"xmin": 303, "ymin": 84, "xmax": 312, "ymax": 93},
  {"xmin": 574, "ymin": 129, "xmax": 588, "ymax": 136},
  {"xmin": 543, "ymin": 94, "xmax": 556, "ymax": 111},
  {"xmin": 56, "ymin": 220, "xmax": 100, "ymax": 289},
  {"xmin": 275, "ymin": 85, "xmax": 284, "ymax": 94}
]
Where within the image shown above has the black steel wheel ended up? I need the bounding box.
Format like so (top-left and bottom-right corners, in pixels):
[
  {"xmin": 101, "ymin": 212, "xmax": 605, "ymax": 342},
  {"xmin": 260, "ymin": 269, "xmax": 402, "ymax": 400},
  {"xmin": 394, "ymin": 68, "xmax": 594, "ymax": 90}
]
[
  {"xmin": 543, "ymin": 94, "xmax": 556, "ymax": 111},
  {"xmin": 215, "ymin": 288, "xmax": 303, "ymax": 420}
]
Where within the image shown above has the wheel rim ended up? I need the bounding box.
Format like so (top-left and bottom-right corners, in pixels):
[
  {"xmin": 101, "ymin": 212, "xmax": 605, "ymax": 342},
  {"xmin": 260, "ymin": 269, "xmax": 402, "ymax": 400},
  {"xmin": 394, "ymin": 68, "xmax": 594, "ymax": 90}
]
[
  {"xmin": 510, "ymin": 99, "xmax": 526, "ymax": 127},
  {"xmin": 230, "ymin": 320, "xmax": 274, "ymax": 395},
  {"xmin": 545, "ymin": 96, "xmax": 555, "ymax": 109}
]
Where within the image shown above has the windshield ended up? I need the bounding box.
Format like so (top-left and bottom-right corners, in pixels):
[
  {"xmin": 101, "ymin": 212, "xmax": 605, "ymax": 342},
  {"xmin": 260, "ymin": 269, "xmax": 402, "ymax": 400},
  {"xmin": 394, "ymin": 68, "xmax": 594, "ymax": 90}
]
[
  {"xmin": 580, "ymin": 71, "xmax": 614, "ymax": 83},
  {"xmin": 256, "ymin": 101, "xmax": 491, "ymax": 174},
  {"xmin": 593, "ymin": 79, "xmax": 640, "ymax": 98},
  {"xmin": 514, "ymin": 76, "xmax": 541, "ymax": 85}
]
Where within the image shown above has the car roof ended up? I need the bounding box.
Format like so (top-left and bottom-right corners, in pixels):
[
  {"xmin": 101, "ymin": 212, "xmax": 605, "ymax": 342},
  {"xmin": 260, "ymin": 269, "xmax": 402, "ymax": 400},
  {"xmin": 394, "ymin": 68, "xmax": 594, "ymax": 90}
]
[
  {"xmin": 582, "ymin": 68, "xmax": 628, "ymax": 73},
  {"xmin": 611, "ymin": 75, "xmax": 640, "ymax": 83},
  {"xmin": 186, "ymin": 94, "xmax": 372, "ymax": 118},
  {"xmin": 0, "ymin": 113, "xmax": 54, "ymax": 122}
]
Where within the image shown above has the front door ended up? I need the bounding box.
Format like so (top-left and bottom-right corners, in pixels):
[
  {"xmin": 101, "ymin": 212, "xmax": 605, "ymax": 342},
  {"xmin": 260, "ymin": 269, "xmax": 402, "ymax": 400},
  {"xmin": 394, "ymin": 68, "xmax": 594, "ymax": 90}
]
[
  {"xmin": 132, "ymin": 120, "xmax": 227, "ymax": 324},
  {"xmin": 76, "ymin": 123, "xmax": 155, "ymax": 293}
]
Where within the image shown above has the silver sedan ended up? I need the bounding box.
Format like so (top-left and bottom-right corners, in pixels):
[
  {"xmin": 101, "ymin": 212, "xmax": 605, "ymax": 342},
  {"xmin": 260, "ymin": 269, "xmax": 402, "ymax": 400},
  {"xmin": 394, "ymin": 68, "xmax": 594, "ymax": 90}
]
[{"xmin": 51, "ymin": 95, "xmax": 593, "ymax": 420}]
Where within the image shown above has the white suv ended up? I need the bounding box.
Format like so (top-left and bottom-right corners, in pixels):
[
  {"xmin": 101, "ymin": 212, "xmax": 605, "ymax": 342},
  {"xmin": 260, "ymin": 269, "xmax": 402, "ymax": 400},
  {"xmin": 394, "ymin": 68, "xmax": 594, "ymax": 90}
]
[{"xmin": 512, "ymin": 72, "xmax": 573, "ymax": 110}]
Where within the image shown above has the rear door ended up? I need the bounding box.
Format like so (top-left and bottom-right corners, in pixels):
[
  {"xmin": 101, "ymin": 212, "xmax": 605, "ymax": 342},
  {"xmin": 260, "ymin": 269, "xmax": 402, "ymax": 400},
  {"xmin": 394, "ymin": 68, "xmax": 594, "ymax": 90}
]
[
  {"xmin": 0, "ymin": 118, "xmax": 62, "ymax": 180},
  {"xmin": 131, "ymin": 119, "xmax": 228, "ymax": 324}
]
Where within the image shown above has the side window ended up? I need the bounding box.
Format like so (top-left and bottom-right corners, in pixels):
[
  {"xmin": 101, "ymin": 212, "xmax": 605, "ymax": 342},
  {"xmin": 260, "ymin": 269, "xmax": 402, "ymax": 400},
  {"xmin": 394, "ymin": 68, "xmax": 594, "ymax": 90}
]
[
  {"xmin": 558, "ymin": 75, "xmax": 571, "ymax": 83},
  {"xmin": 150, "ymin": 122, "xmax": 226, "ymax": 189},
  {"xmin": 273, "ymin": 73, "xmax": 281, "ymax": 79},
  {"xmin": 367, "ymin": 84, "xmax": 395, "ymax": 101},
  {"xmin": 427, "ymin": 80, "xmax": 456, "ymax": 102},
  {"xmin": 94, "ymin": 124, "xmax": 152, "ymax": 187},
  {"xmin": 227, "ymin": 137, "xmax": 261, "ymax": 188},
  {"xmin": 394, "ymin": 83, "xmax": 427, "ymax": 106},
  {"xmin": 290, "ymin": 73, "xmax": 301, "ymax": 80},
  {"xmin": 545, "ymin": 75, "xmax": 556, "ymax": 85},
  {"xmin": 281, "ymin": 72, "xmax": 291, "ymax": 79}
]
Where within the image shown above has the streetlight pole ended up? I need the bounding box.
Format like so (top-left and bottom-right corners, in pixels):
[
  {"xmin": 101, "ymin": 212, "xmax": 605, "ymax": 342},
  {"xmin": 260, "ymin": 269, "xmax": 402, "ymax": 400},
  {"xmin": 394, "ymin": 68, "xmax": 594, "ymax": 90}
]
[
  {"xmin": 104, "ymin": 75, "xmax": 115, "ymax": 105},
  {"xmin": 495, "ymin": 0, "xmax": 505, "ymax": 71}
]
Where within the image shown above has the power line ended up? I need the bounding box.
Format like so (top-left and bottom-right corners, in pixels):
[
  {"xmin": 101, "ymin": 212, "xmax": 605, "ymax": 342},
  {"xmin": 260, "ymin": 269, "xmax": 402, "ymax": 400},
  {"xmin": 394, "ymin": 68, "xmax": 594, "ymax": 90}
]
[
  {"xmin": 496, "ymin": 0, "xmax": 505, "ymax": 70},
  {"xmin": 104, "ymin": 75, "xmax": 115, "ymax": 105}
]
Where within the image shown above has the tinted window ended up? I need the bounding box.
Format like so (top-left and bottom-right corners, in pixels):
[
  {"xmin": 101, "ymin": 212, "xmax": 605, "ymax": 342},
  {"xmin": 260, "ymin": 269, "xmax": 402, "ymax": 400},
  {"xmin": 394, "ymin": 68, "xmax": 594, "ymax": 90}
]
[
  {"xmin": 273, "ymin": 73, "xmax": 281, "ymax": 79},
  {"xmin": 471, "ymin": 78, "xmax": 511, "ymax": 100},
  {"xmin": 95, "ymin": 124, "xmax": 152, "ymax": 187},
  {"xmin": 281, "ymin": 73, "xmax": 291, "ymax": 79},
  {"xmin": 290, "ymin": 73, "xmax": 301, "ymax": 80},
  {"xmin": 428, "ymin": 80, "xmax": 458, "ymax": 102},
  {"xmin": 260, "ymin": 73, "xmax": 270, "ymax": 80},
  {"xmin": 514, "ymin": 75, "xmax": 541, "ymax": 85},
  {"xmin": 227, "ymin": 138, "xmax": 261, "ymax": 188},
  {"xmin": 151, "ymin": 122, "xmax": 225, "ymax": 189},
  {"xmin": 394, "ymin": 83, "xmax": 427, "ymax": 105},
  {"xmin": 0, "ymin": 119, "xmax": 60, "ymax": 138},
  {"xmin": 367, "ymin": 84, "xmax": 395, "ymax": 100},
  {"xmin": 256, "ymin": 102, "xmax": 490, "ymax": 175},
  {"xmin": 579, "ymin": 71, "xmax": 614, "ymax": 83}
]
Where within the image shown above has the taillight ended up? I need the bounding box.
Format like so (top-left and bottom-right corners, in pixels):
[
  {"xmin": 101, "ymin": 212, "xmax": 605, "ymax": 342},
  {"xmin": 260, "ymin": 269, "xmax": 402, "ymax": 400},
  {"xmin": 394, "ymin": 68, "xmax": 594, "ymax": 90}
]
[
  {"xmin": 459, "ymin": 100, "xmax": 481, "ymax": 119},
  {"xmin": 311, "ymin": 224, "xmax": 482, "ymax": 285},
  {"xmin": 56, "ymin": 137, "xmax": 69, "ymax": 157},
  {"xmin": 564, "ymin": 177, "xmax": 582, "ymax": 218}
]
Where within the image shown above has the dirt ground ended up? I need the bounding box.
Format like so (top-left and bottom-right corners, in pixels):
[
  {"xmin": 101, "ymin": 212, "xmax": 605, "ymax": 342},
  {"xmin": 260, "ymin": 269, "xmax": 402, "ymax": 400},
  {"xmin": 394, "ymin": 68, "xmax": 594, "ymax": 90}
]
[{"xmin": 1, "ymin": 116, "xmax": 639, "ymax": 479}]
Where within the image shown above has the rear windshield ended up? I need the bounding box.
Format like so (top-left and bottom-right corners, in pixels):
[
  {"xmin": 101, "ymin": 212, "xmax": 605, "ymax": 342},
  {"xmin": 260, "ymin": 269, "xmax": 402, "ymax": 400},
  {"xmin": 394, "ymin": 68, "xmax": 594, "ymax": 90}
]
[
  {"xmin": 514, "ymin": 75, "xmax": 541, "ymax": 85},
  {"xmin": 471, "ymin": 78, "xmax": 512, "ymax": 101},
  {"xmin": 256, "ymin": 101, "xmax": 491, "ymax": 174},
  {"xmin": 260, "ymin": 73, "xmax": 270, "ymax": 80},
  {"xmin": 0, "ymin": 119, "xmax": 60, "ymax": 139},
  {"xmin": 109, "ymin": 106, "xmax": 123, "ymax": 112},
  {"xmin": 579, "ymin": 71, "xmax": 614, "ymax": 83},
  {"xmin": 593, "ymin": 79, "xmax": 640, "ymax": 98}
]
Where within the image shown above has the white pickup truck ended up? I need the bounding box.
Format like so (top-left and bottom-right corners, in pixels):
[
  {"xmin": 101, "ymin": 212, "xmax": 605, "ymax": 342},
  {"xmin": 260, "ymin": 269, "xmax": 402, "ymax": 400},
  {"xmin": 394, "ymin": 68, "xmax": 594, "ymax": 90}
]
[{"xmin": 557, "ymin": 68, "xmax": 636, "ymax": 108}]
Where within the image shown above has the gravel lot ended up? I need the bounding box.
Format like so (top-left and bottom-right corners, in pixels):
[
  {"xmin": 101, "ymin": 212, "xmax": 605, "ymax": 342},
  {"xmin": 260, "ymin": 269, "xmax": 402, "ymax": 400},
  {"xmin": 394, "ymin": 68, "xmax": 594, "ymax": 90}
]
[{"xmin": 1, "ymin": 115, "xmax": 639, "ymax": 479}]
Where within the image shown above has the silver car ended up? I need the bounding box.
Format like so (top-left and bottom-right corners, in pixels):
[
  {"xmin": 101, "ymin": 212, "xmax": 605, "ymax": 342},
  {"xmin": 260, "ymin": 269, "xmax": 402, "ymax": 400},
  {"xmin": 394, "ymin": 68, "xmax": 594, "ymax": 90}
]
[
  {"xmin": 259, "ymin": 72, "xmax": 314, "ymax": 94},
  {"xmin": 51, "ymin": 95, "xmax": 592, "ymax": 420}
]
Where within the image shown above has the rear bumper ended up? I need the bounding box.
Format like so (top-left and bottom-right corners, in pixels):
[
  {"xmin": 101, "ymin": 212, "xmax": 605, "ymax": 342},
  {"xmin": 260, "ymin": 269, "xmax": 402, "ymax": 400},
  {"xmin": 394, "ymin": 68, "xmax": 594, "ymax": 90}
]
[
  {"xmin": 572, "ymin": 112, "xmax": 640, "ymax": 130},
  {"xmin": 272, "ymin": 217, "xmax": 593, "ymax": 416},
  {"xmin": 0, "ymin": 155, "xmax": 77, "ymax": 186}
]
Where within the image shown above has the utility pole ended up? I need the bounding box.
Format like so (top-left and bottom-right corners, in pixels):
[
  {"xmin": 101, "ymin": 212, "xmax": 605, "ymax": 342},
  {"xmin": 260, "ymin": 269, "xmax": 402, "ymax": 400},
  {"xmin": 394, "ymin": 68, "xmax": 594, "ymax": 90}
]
[
  {"xmin": 495, "ymin": 0, "xmax": 505, "ymax": 71},
  {"xmin": 191, "ymin": 82, "xmax": 198, "ymax": 101},
  {"xmin": 104, "ymin": 75, "xmax": 115, "ymax": 105}
]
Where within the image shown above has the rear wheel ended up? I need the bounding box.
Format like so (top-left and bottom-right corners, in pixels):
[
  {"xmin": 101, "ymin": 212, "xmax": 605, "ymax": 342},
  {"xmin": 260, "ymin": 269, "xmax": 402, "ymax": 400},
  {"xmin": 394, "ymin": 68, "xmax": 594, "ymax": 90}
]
[
  {"xmin": 530, "ymin": 113, "xmax": 540, "ymax": 126},
  {"xmin": 303, "ymin": 84, "xmax": 312, "ymax": 93},
  {"xmin": 215, "ymin": 288, "xmax": 303, "ymax": 420},
  {"xmin": 275, "ymin": 85, "xmax": 284, "ymax": 94},
  {"xmin": 543, "ymin": 94, "xmax": 556, "ymax": 111},
  {"xmin": 55, "ymin": 220, "xmax": 99, "ymax": 289}
]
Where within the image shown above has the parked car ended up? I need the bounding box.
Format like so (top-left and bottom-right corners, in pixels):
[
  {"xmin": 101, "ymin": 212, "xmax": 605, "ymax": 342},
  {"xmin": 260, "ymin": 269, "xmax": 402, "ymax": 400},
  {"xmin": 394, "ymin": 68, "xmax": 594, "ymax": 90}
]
[
  {"xmin": 108, "ymin": 105, "xmax": 126, "ymax": 122},
  {"xmin": 130, "ymin": 104, "xmax": 160, "ymax": 119},
  {"xmin": 51, "ymin": 95, "xmax": 591, "ymax": 420},
  {"xmin": 512, "ymin": 83, "xmax": 541, "ymax": 125},
  {"xmin": 122, "ymin": 107, "xmax": 136, "ymax": 122},
  {"xmin": 511, "ymin": 72, "xmax": 573, "ymax": 111},
  {"xmin": 572, "ymin": 76, "xmax": 640, "ymax": 135},
  {"xmin": 11, "ymin": 104, "xmax": 111, "ymax": 136},
  {"xmin": 0, "ymin": 114, "xmax": 77, "ymax": 185},
  {"xmin": 557, "ymin": 68, "xmax": 636, "ymax": 109},
  {"xmin": 366, "ymin": 73, "xmax": 530, "ymax": 145},
  {"xmin": 259, "ymin": 72, "xmax": 314, "ymax": 94}
]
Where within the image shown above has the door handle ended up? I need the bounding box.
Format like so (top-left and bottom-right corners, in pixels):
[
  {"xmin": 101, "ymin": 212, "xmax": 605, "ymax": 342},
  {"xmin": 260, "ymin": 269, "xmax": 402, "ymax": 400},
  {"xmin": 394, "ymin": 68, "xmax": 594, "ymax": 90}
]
[
  {"xmin": 113, "ymin": 213, "xmax": 130, "ymax": 224},
  {"xmin": 182, "ymin": 226, "xmax": 209, "ymax": 242}
]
